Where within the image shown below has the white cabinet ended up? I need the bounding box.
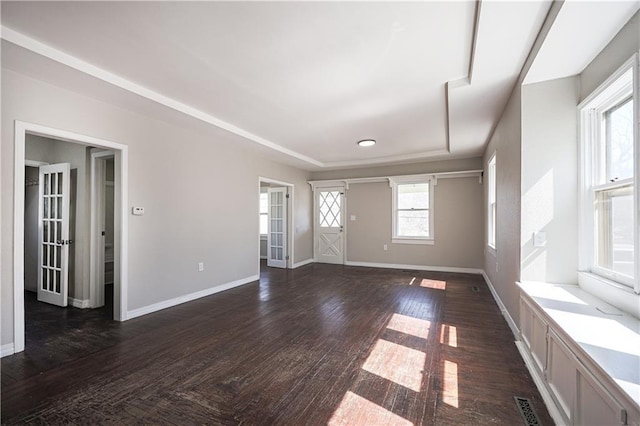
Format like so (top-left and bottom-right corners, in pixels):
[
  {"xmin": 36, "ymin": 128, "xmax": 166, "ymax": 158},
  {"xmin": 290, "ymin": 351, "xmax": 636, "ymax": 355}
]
[{"xmin": 517, "ymin": 282, "xmax": 639, "ymax": 426}]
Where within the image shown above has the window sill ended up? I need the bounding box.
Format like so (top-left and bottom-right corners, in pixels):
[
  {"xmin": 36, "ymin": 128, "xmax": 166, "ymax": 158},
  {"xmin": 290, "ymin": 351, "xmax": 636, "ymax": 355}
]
[
  {"xmin": 392, "ymin": 238, "xmax": 434, "ymax": 245},
  {"xmin": 578, "ymin": 272, "xmax": 639, "ymax": 318}
]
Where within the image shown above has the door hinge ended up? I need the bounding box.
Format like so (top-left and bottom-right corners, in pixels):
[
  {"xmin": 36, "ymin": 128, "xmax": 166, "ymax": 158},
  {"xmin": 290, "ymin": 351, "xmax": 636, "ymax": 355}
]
[
  {"xmin": 285, "ymin": 255, "xmax": 290, "ymax": 260},
  {"xmin": 286, "ymin": 193, "xmax": 290, "ymax": 199}
]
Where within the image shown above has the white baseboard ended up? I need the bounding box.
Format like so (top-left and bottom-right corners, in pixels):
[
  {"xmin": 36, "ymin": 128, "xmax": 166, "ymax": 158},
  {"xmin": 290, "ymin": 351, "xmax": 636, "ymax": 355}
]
[
  {"xmin": 516, "ymin": 341, "xmax": 568, "ymax": 426},
  {"xmin": 344, "ymin": 260, "xmax": 483, "ymax": 275},
  {"xmin": 1, "ymin": 343, "xmax": 15, "ymax": 358},
  {"xmin": 127, "ymin": 274, "xmax": 259, "ymax": 320},
  {"xmin": 481, "ymin": 271, "xmax": 519, "ymax": 338},
  {"xmin": 68, "ymin": 297, "xmax": 90, "ymax": 308},
  {"xmin": 292, "ymin": 258, "xmax": 314, "ymax": 269}
]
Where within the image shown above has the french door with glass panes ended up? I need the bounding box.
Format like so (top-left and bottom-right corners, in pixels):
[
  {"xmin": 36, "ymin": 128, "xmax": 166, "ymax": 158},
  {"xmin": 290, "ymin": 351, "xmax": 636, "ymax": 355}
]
[
  {"xmin": 37, "ymin": 163, "xmax": 71, "ymax": 306},
  {"xmin": 267, "ymin": 187, "xmax": 287, "ymax": 268}
]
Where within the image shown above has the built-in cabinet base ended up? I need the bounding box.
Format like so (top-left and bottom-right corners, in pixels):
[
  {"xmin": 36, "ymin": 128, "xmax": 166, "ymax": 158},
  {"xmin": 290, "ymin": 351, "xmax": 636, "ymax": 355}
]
[{"xmin": 518, "ymin": 282, "xmax": 640, "ymax": 426}]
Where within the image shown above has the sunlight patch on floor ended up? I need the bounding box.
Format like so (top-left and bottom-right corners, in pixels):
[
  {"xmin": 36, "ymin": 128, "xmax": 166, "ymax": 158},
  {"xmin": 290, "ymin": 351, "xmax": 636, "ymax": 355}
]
[
  {"xmin": 420, "ymin": 278, "xmax": 446, "ymax": 290},
  {"xmin": 439, "ymin": 324, "xmax": 457, "ymax": 347},
  {"xmin": 387, "ymin": 313, "xmax": 431, "ymax": 340},
  {"xmin": 442, "ymin": 360, "xmax": 459, "ymax": 408},
  {"xmin": 328, "ymin": 391, "xmax": 413, "ymax": 426},
  {"xmin": 362, "ymin": 339, "xmax": 426, "ymax": 392}
]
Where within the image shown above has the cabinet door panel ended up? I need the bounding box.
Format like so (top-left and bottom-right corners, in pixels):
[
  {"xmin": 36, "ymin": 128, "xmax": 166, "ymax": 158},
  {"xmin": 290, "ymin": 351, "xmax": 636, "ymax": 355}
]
[
  {"xmin": 547, "ymin": 330, "xmax": 575, "ymax": 423},
  {"xmin": 520, "ymin": 298, "xmax": 533, "ymax": 349},
  {"xmin": 575, "ymin": 363, "xmax": 626, "ymax": 426},
  {"xmin": 530, "ymin": 309, "xmax": 548, "ymax": 374}
]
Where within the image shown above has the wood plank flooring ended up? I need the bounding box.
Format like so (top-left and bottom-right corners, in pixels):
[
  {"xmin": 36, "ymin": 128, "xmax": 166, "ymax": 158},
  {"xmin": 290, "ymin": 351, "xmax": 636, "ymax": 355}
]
[{"xmin": 1, "ymin": 263, "xmax": 552, "ymax": 425}]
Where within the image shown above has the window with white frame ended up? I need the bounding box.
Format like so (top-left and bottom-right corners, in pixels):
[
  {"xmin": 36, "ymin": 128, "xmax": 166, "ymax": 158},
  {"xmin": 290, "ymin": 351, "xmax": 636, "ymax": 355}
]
[
  {"xmin": 391, "ymin": 177, "xmax": 434, "ymax": 244},
  {"xmin": 579, "ymin": 56, "xmax": 637, "ymax": 291},
  {"xmin": 488, "ymin": 153, "xmax": 497, "ymax": 250},
  {"xmin": 259, "ymin": 192, "xmax": 268, "ymax": 235}
]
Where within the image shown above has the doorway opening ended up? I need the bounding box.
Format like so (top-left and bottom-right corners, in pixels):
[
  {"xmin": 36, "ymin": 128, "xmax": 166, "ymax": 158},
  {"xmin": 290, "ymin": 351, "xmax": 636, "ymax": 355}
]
[
  {"xmin": 258, "ymin": 178, "xmax": 294, "ymax": 273},
  {"xmin": 12, "ymin": 121, "xmax": 128, "ymax": 355}
]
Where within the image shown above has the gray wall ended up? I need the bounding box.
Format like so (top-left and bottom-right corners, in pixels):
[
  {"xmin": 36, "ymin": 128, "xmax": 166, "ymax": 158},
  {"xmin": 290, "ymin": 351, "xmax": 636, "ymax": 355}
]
[
  {"xmin": 24, "ymin": 166, "xmax": 39, "ymax": 293},
  {"xmin": 483, "ymin": 86, "xmax": 523, "ymax": 324},
  {"xmin": 579, "ymin": 11, "xmax": 639, "ymax": 103},
  {"xmin": 345, "ymin": 177, "xmax": 484, "ymax": 269},
  {"xmin": 1, "ymin": 67, "xmax": 313, "ymax": 346}
]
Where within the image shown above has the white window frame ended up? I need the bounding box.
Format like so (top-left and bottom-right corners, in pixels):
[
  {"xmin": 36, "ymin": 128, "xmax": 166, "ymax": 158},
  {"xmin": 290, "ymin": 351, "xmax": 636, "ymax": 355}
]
[
  {"xmin": 259, "ymin": 191, "xmax": 268, "ymax": 237},
  {"xmin": 487, "ymin": 152, "xmax": 497, "ymax": 252},
  {"xmin": 578, "ymin": 53, "xmax": 639, "ymax": 293},
  {"xmin": 390, "ymin": 175, "xmax": 435, "ymax": 245}
]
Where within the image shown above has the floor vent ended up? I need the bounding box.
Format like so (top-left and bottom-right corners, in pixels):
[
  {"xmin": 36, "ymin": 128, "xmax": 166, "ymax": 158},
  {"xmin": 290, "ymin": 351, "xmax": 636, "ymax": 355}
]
[
  {"xmin": 471, "ymin": 285, "xmax": 480, "ymax": 292},
  {"xmin": 514, "ymin": 396, "xmax": 541, "ymax": 426}
]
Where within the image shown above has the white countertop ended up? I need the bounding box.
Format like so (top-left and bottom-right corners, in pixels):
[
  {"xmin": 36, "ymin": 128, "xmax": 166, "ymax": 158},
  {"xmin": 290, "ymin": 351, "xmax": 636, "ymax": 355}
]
[{"xmin": 518, "ymin": 281, "xmax": 640, "ymax": 408}]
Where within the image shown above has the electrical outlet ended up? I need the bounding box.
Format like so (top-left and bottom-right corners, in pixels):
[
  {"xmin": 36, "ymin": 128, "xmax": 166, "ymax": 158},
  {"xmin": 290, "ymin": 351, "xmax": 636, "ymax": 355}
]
[
  {"xmin": 198, "ymin": 262, "xmax": 204, "ymax": 272},
  {"xmin": 383, "ymin": 244, "xmax": 388, "ymax": 251}
]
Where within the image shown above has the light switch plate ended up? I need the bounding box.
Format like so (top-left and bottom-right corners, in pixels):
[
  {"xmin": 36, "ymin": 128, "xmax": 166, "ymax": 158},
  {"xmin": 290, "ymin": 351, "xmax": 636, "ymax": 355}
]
[{"xmin": 533, "ymin": 231, "xmax": 546, "ymax": 247}]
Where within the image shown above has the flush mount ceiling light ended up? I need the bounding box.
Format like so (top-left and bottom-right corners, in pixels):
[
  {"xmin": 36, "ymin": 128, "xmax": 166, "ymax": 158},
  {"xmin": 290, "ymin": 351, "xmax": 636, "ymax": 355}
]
[{"xmin": 357, "ymin": 139, "xmax": 376, "ymax": 147}]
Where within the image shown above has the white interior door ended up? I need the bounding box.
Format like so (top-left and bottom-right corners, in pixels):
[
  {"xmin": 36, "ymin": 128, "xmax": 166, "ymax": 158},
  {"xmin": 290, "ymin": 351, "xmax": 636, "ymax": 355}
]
[
  {"xmin": 37, "ymin": 163, "xmax": 71, "ymax": 307},
  {"xmin": 267, "ymin": 187, "xmax": 287, "ymax": 268},
  {"xmin": 315, "ymin": 187, "xmax": 344, "ymax": 264}
]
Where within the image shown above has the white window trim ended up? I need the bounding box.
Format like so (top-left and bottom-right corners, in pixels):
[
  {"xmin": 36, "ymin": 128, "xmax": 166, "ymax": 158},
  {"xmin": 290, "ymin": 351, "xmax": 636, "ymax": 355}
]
[
  {"xmin": 390, "ymin": 175, "xmax": 435, "ymax": 245},
  {"xmin": 578, "ymin": 53, "xmax": 639, "ymax": 295},
  {"xmin": 487, "ymin": 152, "xmax": 497, "ymax": 253}
]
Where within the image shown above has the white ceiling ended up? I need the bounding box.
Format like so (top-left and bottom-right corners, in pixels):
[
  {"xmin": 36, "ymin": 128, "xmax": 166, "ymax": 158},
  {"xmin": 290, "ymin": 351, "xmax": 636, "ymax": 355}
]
[
  {"xmin": 525, "ymin": 0, "xmax": 639, "ymax": 85},
  {"xmin": 0, "ymin": 1, "xmax": 633, "ymax": 170}
]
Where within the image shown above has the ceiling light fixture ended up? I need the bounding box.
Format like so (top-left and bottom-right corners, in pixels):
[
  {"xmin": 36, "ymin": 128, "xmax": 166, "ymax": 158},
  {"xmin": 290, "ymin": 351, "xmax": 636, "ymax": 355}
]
[{"xmin": 357, "ymin": 139, "xmax": 376, "ymax": 147}]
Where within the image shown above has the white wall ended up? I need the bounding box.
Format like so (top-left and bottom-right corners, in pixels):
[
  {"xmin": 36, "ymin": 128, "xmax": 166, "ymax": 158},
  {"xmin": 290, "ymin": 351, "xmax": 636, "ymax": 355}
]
[
  {"xmin": 483, "ymin": 10, "xmax": 640, "ymax": 327},
  {"xmin": 1, "ymin": 67, "xmax": 313, "ymax": 347},
  {"xmin": 521, "ymin": 76, "xmax": 579, "ymax": 284}
]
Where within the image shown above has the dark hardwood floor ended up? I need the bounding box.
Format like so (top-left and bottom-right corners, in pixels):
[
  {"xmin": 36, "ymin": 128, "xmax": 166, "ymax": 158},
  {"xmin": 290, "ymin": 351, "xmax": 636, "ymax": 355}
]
[{"xmin": 1, "ymin": 263, "xmax": 552, "ymax": 425}]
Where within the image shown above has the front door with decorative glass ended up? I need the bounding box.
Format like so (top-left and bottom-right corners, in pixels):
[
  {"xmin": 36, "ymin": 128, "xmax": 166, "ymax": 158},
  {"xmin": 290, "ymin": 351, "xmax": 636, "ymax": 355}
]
[{"xmin": 315, "ymin": 187, "xmax": 344, "ymax": 264}]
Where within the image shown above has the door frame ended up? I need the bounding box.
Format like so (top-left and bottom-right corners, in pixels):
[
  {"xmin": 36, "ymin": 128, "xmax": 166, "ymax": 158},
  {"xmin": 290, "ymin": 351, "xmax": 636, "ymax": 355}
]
[
  {"xmin": 89, "ymin": 150, "xmax": 115, "ymax": 308},
  {"xmin": 258, "ymin": 177, "xmax": 294, "ymax": 270},
  {"xmin": 312, "ymin": 183, "xmax": 347, "ymax": 264},
  {"xmin": 13, "ymin": 121, "xmax": 129, "ymax": 354}
]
